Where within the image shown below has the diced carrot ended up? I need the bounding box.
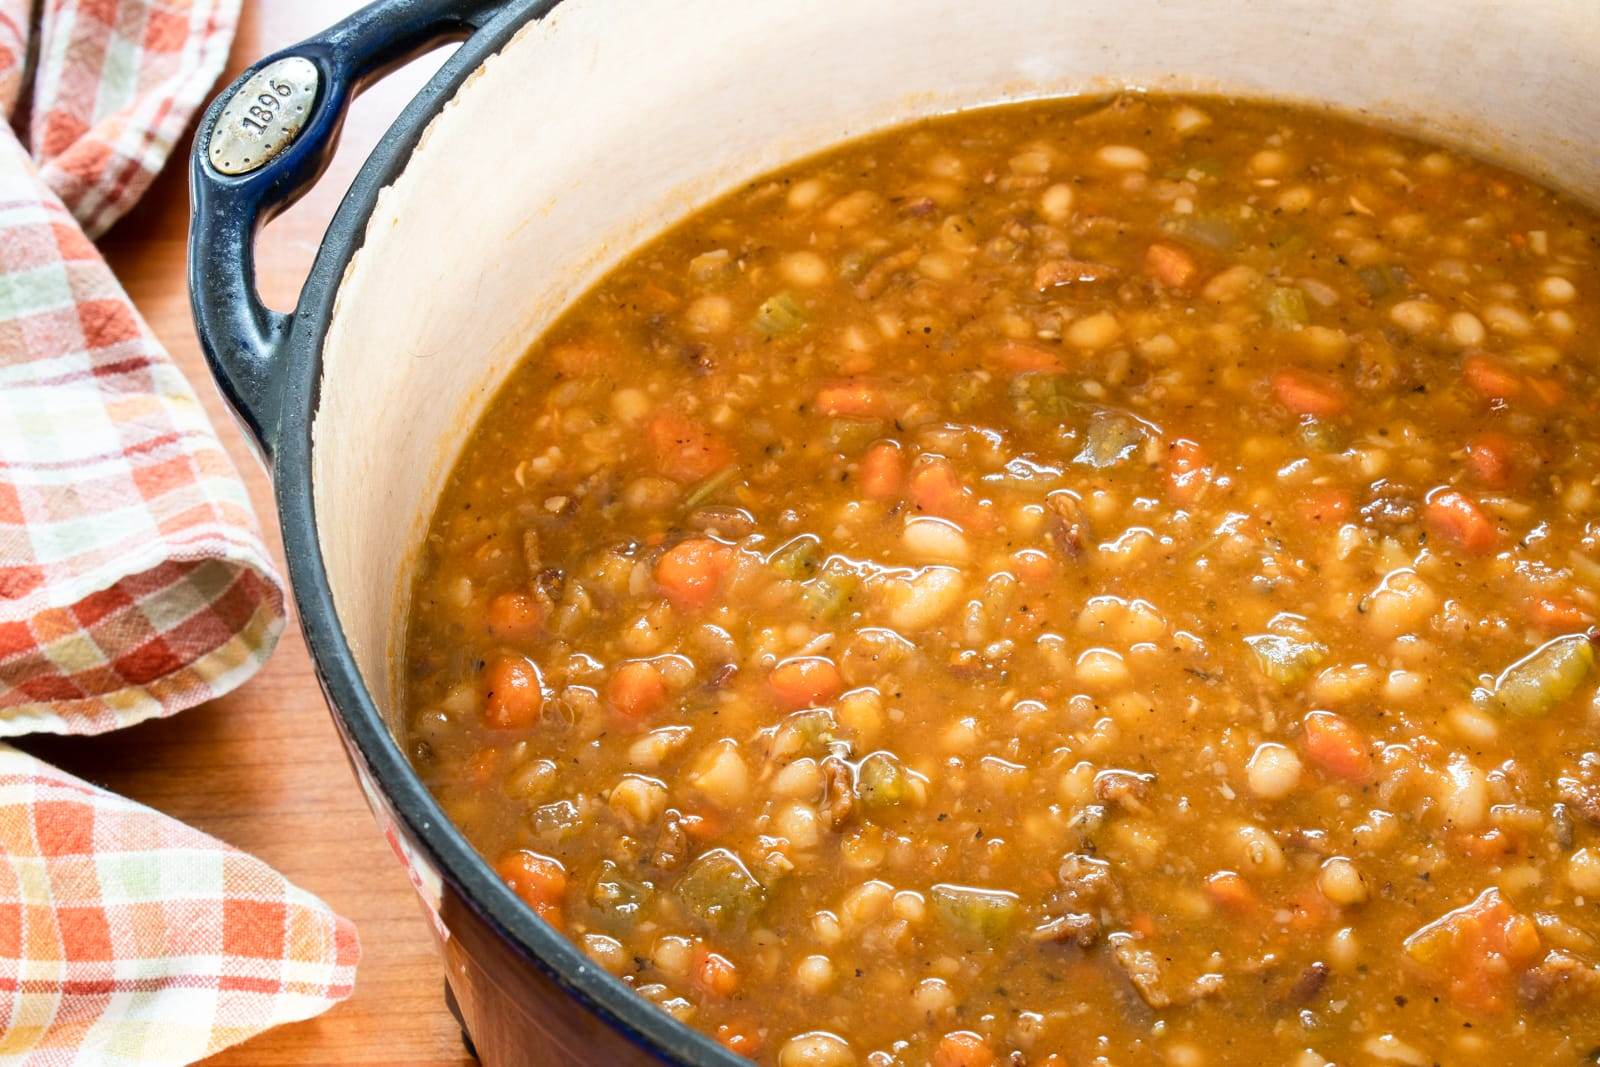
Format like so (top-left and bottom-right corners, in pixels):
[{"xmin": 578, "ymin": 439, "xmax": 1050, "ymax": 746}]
[
  {"xmin": 714, "ymin": 1022, "xmax": 762, "ymax": 1057},
  {"xmin": 495, "ymin": 850, "xmax": 567, "ymax": 928},
  {"xmin": 1454, "ymin": 828, "xmax": 1516, "ymax": 863},
  {"xmin": 1425, "ymin": 489, "xmax": 1498, "ymax": 554},
  {"xmin": 1297, "ymin": 486, "xmax": 1351, "ymax": 524},
  {"xmin": 467, "ymin": 747, "xmax": 502, "ymax": 786},
  {"xmin": 482, "ymin": 656, "xmax": 543, "ymax": 730},
  {"xmin": 550, "ymin": 340, "xmax": 605, "ymax": 377},
  {"xmin": 1462, "ymin": 353, "xmax": 1522, "ymax": 402},
  {"xmin": 1204, "ymin": 870, "xmax": 1260, "ymax": 911},
  {"xmin": 1285, "ymin": 883, "xmax": 1338, "ymax": 932},
  {"xmin": 1163, "ymin": 438, "xmax": 1211, "ymax": 505},
  {"xmin": 1300, "ymin": 710, "xmax": 1373, "ymax": 781},
  {"xmin": 1128, "ymin": 912, "xmax": 1159, "ymax": 939},
  {"xmin": 1529, "ymin": 596, "xmax": 1593, "ymax": 631},
  {"xmin": 1464, "ymin": 432, "xmax": 1519, "ymax": 489},
  {"xmin": 1145, "ymin": 242, "xmax": 1197, "ymax": 288},
  {"xmin": 768, "ymin": 656, "xmax": 843, "ymax": 710},
  {"xmin": 1404, "ymin": 888, "xmax": 1542, "ymax": 1014},
  {"xmin": 607, "ymin": 660, "xmax": 669, "ymax": 720},
  {"xmin": 692, "ymin": 949, "xmax": 740, "ymax": 998},
  {"xmin": 1011, "ymin": 548, "xmax": 1056, "ymax": 584},
  {"xmin": 859, "ymin": 440, "xmax": 905, "ymax": 499},
  {"xmin": 1271, "ymin": 368, "xmax": 1348, "ymax": 418},
  {"xmin": 909, "ymin": 456, "xmax": 967, "ymax": 516},
  {"xmin": 989, "ymin": 340, "xmax": 1063, "ymax": 373},
  {"xmin": 678, "ymin": 810, "xmax": 723, "ymax": 840},
  {"xmin": 655, "ymin": 538, "xmax": 735, "ymax": 609},
  {"xmin": 932, "ymin": 1032, "xmax": 995, "ymax": 1067},
  {"xmin": 646, "ymin": 413, "xmax": 733, "ymax": 483},
  {"xmin": 1527, "ymin": 374, "xmax": 1566, "ymax": 407},
  {"xmin": 814, "ymin": 379, "xmax": 891, "ymax": 418},
  {"xmin": 486, "ymin": 591, "xmax": 543, "ymax": 642}
]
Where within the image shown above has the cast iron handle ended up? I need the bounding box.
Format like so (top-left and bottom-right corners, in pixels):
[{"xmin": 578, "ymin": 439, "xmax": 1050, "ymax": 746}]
[{"xmin": 188, "ymin": 0, "xmax": 507, "ymax": 463}]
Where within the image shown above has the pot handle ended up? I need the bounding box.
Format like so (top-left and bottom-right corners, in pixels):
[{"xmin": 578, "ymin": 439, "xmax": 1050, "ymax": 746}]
[{"xmin": 188, "ymin": 0, "xmax": 508, "ymax": 463}]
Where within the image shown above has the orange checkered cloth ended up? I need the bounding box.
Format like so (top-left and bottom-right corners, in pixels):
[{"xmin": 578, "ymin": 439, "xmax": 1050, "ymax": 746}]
[
  {"xmin": 0, "ymin": 1, "xmax": 360, "ymax": 1062},
  {"xmin": 0, "ymin": 0, "xmax": 285, "ymax": 735}
]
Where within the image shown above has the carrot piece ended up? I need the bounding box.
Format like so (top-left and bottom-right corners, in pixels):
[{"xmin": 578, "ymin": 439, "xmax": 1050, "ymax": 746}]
[
  {"xmin": 1425, "ymin": 489, "xmax": 1498, "ymax": 554},
  {"xmin": 933, "ymin": 1032, "xmax": 995, "ymax": 1067},
  {"xmin": 1297, "ymin": 486, "xmax": 1351, "ymax": 524},
  {"xmin": 1163, "ymin": 438, "xmax": 1211, "ymax": 505},
  {"xmin": 1462, "ymin": 353, "xmax": 1522, "ymax": 402},
  {"xmin": 655, "ymin": 538, "xmax": 734, "ymax": 609},
  {"xmin": 1204, "ymin": 870, "xmax": 1260, "ymax": 911},
  {"xmin": 1285, "ymin": 883, "xmax": 1338, "ymax": 933},
  {"xmin": 768, "ymin": 656, "xmax": 843, "ymax": 710},
  {"xmin": 858, "ymin": 440, "xmax": 905, "ymax": 499},
  {"xmin": 1145, "ymin": 242, "xmax": 1197, "ymax": 288},
  {"xmin": 692, "ymin": 949, "xmax": 740, "ymax": 998},
  {"xmin": 1301, "ymin": 710, "xmax": 1373, "ymax": 781},
  {"xmin": 1529, "ymin": 596, "xmax": 1592, "ymax": 631},
  {"xmin": 1464, "ymin": 432, "xmax": 1519, "ymax": 489},
  {"xmin": 989, "ymin": 340, "xmax": 1063, "ymax": 373},
  {"xmin": 909, "ymin": 456, "xmax": 967, "ymax": 516},
  {"xmin": 814, "ymin": 379, "xmax": 891, "ymax": 419},
  {"xmin": 607, "ymin": 660, "xmax": 669, "ymax": 720},
  {"xmin": 550, "ymin": 340, "xmax": 605, "ymax": 377},
  {"xmin": 1404, "ymin": 888, "xmax": 1542, "ymax": 1014},
  {"xmin": 1011, "ymin": 549, "xmax": 1056, "ymax": 584},
  {"xmin": 1527, "ymin": 374, "xmax": 1566, "ymax": 407},
  {"xmin": 495, "ymin": 850, "xmax": 567, "ymax": 928},
  {"xmin": 483, "ymin": 656, "xmax": 543, "ymax": 730},
  {"xmin": 714, "ymin": 1022, "xmax": 762, "ymax": 1057},
  {"xmin": 486, "ymin": 591, "xmax": 543, "ymax": 642},
  {"xmin": 645, "ymin": 413, "xmax": 732, "ymax": 483},
  {"xmin": 1270, "ymin": 368, "xmax": 1348, "ymax": 417}
]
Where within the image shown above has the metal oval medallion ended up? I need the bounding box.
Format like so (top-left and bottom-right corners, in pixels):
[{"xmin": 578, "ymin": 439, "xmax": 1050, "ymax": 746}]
[{"xmin": 208, "ymin": 56, "xmax": 320, "ymax": 176}]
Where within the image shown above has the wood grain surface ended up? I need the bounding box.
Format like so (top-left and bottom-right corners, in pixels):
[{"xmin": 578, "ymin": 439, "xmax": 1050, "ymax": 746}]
[{"xmin": 13, "ymin": 3, "xmax": 477, "ymax": 1063}]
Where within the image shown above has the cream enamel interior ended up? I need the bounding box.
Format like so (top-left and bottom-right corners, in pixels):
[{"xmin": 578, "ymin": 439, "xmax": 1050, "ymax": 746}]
[{"xmin": 310, "ymin": 0, "xmax": 1600, "ymax": 727}]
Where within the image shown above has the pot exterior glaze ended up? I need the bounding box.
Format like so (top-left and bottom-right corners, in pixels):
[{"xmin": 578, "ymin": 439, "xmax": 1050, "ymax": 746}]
[{"xmin": 190, "ymin": 2, "xmax": 1600, "ymax": 1063}]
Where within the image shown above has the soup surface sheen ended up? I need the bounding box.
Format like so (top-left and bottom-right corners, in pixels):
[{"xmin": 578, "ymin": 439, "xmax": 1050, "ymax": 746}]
[{"xmin": 403, "ymin": 95, "xmax": 1600, "ymax": 1066}]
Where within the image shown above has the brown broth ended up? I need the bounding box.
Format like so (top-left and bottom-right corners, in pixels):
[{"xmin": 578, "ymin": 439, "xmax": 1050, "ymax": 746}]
[{"xmin": 402, "ymin": 95, "xmax": 1600, "ymax": 1066}]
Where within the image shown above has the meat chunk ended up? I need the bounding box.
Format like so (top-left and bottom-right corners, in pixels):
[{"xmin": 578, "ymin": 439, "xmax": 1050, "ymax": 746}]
[
  {"xmin": 1034, "ymin": 258, "xmax": 1118, "ymax": 290},
  {"xmin": 1557, "ymin": 753, "xmax": 1600, "ymax": 828},
  {"xmin": 1278, "ymin": 961, "xmax": 1330, "ymax": 1007},
  {"xmin": 1519, "ymin": 949, "xmax": 1600, "ymax": 1008},
  {"xmin": 821, "ymin": 756, "xmax": 856, "ymax": 830},
  {"xmin": 1045, "ymin": 491, "xmax": 1091, "ymax": 557},
  {"xmin": 1094, "ymin": 769, "xmax": 1154, "ymax": 813},
  {"xmin": 651, "ymin": 809, "xmax": 688, "ymax": 871},
  {"xmin": 1033, "ymin": 853, "xmax": 1123, "ymax": 947},
  {"xmin": 1359, "ymin": 493, "xmax": 1419, "ymax": 532}
]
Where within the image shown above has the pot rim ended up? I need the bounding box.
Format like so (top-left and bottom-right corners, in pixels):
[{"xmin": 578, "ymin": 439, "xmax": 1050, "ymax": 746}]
[{"xmin": 268, "ymin": 3, "xmax": 745, "ymax": 1063}]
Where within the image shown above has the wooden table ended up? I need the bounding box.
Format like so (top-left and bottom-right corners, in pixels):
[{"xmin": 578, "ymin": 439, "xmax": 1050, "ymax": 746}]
[{"xmin": 14, "ymin": 3, "xmax": 476, "ymax": 1063}]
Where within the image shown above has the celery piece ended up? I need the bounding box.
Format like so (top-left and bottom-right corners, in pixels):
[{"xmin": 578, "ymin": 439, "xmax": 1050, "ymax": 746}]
[
  {"xmin": 857, "ymin": 751, "xmax": 911, "ymax": 810},
  {"xmin": 931, "ymin": 883, "xmax": 1021, "ymax": 940},
  {"xmin": 754, "ymin": 292, "xmax": 806, "ymax": 338},
  {"xmin": 1295, "ymin": 419, "xmax": 1345, "ymax": 453},
  {"xmin": 683, "ymin": 467, "xmax": 737, "ymax": 509},
  {"xmin": 1265, "ymin": 286, "xmax": 1310, "ymax": 329},
  {"xmin": 1164, "ymin": 213, "xmax": 1238, "ymax": 251},
  {"xmin": 590, "ymin": 859, "xmax": 653, "ymax": 927},
  {"xmin": 1076, "ymin": 411, "xmax": 1144, "ymax": 469},
  {"xmin": 769, "ymin": 535, "xmax": 822, "ymax": 580},
  {"xmin": 825, "ymin": 418, "xmax": 885, "ymax": 452},
  {"xmin": 677, "ymin": 849, "xmax": 766, "ymax": 929},
  {"xmin": 1246, "ymin": 633, "xmax": 1328, "ymax": 687},
  {"xmin": 803, "ymin": 566, "xmax": 861, "ymax": 621},
  {"xmin": 1009, "ymin": 372, "xmax": 1074, "ymax": 420},
  {"xmin": 1356, "ymin": 264, "xmax": 1406, "ymax": 299},
  {"xmin": 1490, "ymin": 634, "xmax": 1596, "ymax": 718}
]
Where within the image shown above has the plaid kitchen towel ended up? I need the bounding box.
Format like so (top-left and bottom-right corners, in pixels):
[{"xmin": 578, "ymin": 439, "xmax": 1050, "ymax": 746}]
[
  {"xmin": 0, "ymin": 744, "xmax": 360, "ymax": 1065},
  {"xmin": 0, "ymin": 0, "xmax": 286, "ymax": 737}
]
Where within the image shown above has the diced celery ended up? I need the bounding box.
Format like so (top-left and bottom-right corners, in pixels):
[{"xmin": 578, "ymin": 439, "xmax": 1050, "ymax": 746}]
[
  {"xmin": 856, "ymin": 751, "xmax": 912, "ymax": 810},
  {"xmin": 1246, "ymin": 632, "xmax": 1328, "ymax": 687},
  {"xmin": 754, "ymin": 292, "xmax": 806, "ymax": 338},
  {"xmin": 931, "ymin": 883, "xmax": 1021, "ymax": 940},
  {"xmin": 1295, "ymin": 419, "xmax": 1345, "ymax": 453},
  {"xmin": 825, "ymin": 418, "xmax": 885, "ymax": 452},
  {"xmin": 683, "ymin": 467, "xmax": 738, "ymax": 509},
  {"xmin": 676, "ymin": 849, "xmax": 766, "ymax": 929},
  {"xmin": 1009, "ymin": 372, "xmax": 1074, "ymax": 419},
  {"xmin": 1076, "ymin": 411, "xmax": 1144, "ymax": 469},
  {"xmin": 1490, "ymin": 634, "xmax": 1595, "ymax": 718},
  {"xmin": 769, "ymin": 535, "xmax": 822, "ymax": 580},
  {"xmin": 948, "ymin": 371, "xmax": 988, "ymax": 414},
  {"xmin": 1265, "ymin": 286, "xmax": 1310, "ymax": 329},
  {"xmin": 785, "ymin": 708, "xmax": 840, "ymax": 749},
  {"xmin": 1356, "ymin": 264, "xmax": 1406, "ymax": 299},
  {"xmin": 590, "ymin": 859, "xmax": 653, "ymax": 927},
  {"xmin": 803, "ymin": 566, "xmax": 860, "ymax": 620},
  {"xmin": 1163, "ymin": 213, "xmax": 1238, "ymax": 251}
]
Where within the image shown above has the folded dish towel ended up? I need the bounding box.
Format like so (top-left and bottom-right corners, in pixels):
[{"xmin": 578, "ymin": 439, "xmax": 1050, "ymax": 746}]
[
  {"xmin": 0, "ymin": 1, "xmax": 359, "ymax": 1062},
  {"xmin": 0, "ymin": 0, "xmax": 285, "ymax": 737},
  {"xmin": 0, "ymin": 745, "xmax": 360, "ymax": 1065}
]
